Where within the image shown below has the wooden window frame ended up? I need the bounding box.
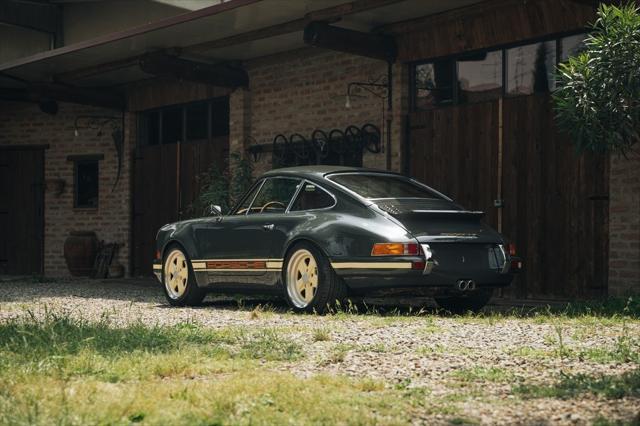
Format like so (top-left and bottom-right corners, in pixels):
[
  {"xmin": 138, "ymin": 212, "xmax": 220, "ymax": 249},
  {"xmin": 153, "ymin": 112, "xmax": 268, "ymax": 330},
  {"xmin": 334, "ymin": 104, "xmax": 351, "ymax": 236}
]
[
  {"xmin": 410, "ymin": 30, "xmax": 588, "ymax": 111},
  {"xmin": 68, "ymin": 154, "xmax": 104, "ymax": 210},
  {"xmin": 137, "ymin": 96, "xmax": 229, "ymax": 147}
]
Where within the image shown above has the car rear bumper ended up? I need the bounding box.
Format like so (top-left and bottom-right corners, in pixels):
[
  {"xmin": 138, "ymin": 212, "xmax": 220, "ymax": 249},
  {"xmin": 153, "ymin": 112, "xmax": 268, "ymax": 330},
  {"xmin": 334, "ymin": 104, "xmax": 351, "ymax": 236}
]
[{"xmin": 331, "ymin": 254, "xmax": 521, "ymax": 291}]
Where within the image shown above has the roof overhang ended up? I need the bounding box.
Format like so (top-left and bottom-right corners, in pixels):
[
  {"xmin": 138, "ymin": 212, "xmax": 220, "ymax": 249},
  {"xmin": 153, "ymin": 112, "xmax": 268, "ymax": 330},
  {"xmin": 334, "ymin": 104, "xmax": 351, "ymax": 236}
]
[{"xmin": 0, "ymin": 0, "xmax": 483, "ymax": 108}]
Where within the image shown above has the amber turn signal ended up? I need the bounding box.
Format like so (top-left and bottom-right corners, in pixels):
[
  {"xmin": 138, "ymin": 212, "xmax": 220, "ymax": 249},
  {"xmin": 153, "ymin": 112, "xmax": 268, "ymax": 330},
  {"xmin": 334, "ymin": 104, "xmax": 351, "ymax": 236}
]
[
  {"xmin": 155, "ymin": 249, "xmax": 161, "ymax": 260},
  {"xmin": 371, "ymin": 243, "xmax": 420, "ymax": 256}
]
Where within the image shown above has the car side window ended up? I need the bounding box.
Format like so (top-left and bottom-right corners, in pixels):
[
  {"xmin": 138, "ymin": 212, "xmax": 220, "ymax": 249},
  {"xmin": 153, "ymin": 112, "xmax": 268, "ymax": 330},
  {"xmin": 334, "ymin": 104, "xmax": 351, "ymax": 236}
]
[
  {"xmin": 247, "ymin": 177, "xmax": 301, "ymax": 215},
  {"xmin": 289, "ymin": 182, "xmax": 335, "ymax": 211},
  {"xmin": 233, "ymin": 181, "xmax": 262, "ymax": 215}
]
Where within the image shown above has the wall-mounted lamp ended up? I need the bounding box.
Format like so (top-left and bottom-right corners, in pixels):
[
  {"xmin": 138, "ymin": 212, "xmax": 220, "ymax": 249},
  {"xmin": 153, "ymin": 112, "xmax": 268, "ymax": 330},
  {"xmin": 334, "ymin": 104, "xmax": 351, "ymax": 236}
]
[{"xmin": 344, "ymin": 75, "xmax": 389, "ymax": 110}]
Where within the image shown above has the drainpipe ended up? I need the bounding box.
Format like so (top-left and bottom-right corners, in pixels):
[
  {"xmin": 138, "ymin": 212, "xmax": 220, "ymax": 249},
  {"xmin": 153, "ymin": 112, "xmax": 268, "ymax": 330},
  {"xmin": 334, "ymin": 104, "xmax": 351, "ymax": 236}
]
[{"xmin": 386, "ymin": 61, "xmax": 393, "ymax": 171}]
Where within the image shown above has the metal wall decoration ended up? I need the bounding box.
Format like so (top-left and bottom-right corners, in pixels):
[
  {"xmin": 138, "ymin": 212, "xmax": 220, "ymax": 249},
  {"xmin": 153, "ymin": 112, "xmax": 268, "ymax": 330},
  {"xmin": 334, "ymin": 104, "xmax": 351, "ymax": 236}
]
[
  {"xmin": 73, "ymin": 115, "xmax": 124, "ymax": 192},
  {"xmin": 267, "ymin": 123, "xmax": 381, "ymax": 168}
]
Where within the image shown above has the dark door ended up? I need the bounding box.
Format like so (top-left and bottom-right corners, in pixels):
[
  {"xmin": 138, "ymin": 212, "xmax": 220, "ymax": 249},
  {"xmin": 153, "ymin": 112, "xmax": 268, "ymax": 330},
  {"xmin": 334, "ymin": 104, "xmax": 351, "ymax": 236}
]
[
  {"xmin": 133, "ymin": 138, "xmax": 228, "ymax": 276},
  {"xmin": 501, "ymin": 94, "xmax": 609, "ymax": 299},
  {"xmin": 408, "ymin": 94, "xmax": 609, "ymax": 299},
  {"xmin": 0, "ymin": 147, "xmax": 44, "ymax": 275}
]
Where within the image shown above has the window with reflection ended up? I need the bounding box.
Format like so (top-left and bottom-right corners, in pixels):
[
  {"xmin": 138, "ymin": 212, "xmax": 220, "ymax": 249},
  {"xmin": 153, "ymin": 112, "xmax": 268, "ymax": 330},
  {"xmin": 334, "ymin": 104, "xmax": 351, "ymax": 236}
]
[
  {"xmin": 457, "ymin": 50, "xmax": 503, "ymax": 103},
  {"xmin": 411, "ymin": 32, "xmax": 589, "ymax": 110},
  {"xmin": 560, "ymin": 33, "xmax": 587, "ymax": 61},
  {"xmin": 506, "ymin": 41, "xmax": 556, "ymax": 95},
  {"xmin": 414, "ymin": 59, "xmax": 455, "ymax": 109}
]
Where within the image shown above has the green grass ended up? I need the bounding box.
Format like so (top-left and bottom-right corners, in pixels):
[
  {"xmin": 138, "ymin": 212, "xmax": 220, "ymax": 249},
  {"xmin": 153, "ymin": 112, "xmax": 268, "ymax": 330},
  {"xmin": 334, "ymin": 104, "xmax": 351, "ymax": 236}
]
[
  {"xmin": 1, "ymin": 298, "xmax": 639, "ymax": 425},
  {"xmin": 451, "ymin": 367, "xmax": 514, "ymax": 383},
  {"xmin": 0, "ymin": 313, "xmax": 432, "ymax": 425},
  {"xmin": 513, "ymin": 370, "xmax": 640, "ymax": 400},
  {"xmin": 312, "ymin": 327, "xmax": 331, "ymax": 342}
]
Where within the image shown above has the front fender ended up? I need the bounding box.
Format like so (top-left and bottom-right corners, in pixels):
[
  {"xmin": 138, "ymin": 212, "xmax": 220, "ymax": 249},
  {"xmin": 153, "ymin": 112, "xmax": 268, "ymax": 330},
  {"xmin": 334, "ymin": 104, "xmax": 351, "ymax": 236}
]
[{"xmin": 156, "ymin": 220, "xmax": 202, "ymax": 261}]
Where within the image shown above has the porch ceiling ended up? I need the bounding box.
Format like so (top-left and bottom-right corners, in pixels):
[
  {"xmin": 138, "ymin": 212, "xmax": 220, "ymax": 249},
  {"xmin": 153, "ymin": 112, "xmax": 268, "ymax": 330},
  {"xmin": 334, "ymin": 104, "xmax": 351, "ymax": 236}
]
[{"xmin": 0, "ymin": 0, "xmax": 482, "ymax": 97}]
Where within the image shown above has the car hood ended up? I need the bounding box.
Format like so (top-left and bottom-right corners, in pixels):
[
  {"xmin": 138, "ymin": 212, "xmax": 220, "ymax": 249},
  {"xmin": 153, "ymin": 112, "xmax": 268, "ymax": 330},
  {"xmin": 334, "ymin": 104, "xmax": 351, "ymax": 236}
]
[{"xmin": 373, "ymin": 198, "xmax": 503, "ymax": 244}]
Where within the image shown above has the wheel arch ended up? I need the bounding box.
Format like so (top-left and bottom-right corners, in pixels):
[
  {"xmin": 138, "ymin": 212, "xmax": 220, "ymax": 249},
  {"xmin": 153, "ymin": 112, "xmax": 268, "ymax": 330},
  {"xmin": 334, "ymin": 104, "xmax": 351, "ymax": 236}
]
[
  {"xmin": 282, "ymin": 237, "xmax": 331, "ymax": 264},
  {"xmin": 161, "ymin": 240, "xmax": 192, "ymax": 263}
]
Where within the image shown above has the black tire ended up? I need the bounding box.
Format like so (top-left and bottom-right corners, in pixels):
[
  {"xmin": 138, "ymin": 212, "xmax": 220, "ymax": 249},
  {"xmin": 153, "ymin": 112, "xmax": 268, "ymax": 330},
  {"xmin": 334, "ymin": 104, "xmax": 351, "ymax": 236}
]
[
  {"xmin": 283, "ymin": 242, "xmax": 347, "ymax": 314},
  {"xmin": 162, "ymin": 244, "xmax": 206, "ymax": 307},
  {"xmin": 434, "ymin": 289, "xmax": 494, "ymax": 314}
]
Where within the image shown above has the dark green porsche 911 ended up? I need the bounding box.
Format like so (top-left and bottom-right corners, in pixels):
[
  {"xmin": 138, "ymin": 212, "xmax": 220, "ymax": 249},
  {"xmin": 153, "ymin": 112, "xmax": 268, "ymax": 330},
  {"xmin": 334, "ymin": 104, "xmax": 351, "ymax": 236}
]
[{"xmin": 153, "ymin": 166, "xmax": 522, "ymax": 313}]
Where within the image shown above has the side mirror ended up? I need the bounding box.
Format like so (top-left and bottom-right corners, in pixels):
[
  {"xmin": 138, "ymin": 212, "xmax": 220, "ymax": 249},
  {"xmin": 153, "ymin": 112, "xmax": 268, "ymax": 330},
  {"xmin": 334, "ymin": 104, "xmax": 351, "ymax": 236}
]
[{"xmin": 205, "ymin": 204, "xmax": 222, "ymax": 216}]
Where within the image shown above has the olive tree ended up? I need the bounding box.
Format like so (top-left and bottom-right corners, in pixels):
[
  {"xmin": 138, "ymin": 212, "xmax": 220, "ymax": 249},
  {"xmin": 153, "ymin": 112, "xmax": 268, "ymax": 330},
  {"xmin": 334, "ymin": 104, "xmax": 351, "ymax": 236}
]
[{"xmin": 554, "ymin": 2, "xmax": 640, "ymax": 156}]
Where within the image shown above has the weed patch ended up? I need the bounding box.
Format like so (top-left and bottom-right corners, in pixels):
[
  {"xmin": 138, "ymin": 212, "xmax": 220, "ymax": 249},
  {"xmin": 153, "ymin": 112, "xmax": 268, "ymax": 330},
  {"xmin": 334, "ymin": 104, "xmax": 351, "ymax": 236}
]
[{"xmin": 514, "ymin": 370, "xmax": 640, "ymax": 400}]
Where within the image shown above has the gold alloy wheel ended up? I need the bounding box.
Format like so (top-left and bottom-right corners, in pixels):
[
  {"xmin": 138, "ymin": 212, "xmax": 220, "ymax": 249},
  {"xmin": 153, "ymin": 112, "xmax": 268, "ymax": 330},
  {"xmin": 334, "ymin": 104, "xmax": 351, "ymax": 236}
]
[
  {"xmin": 164, "ymin": 249, "xmax": 189, "ymax": 299},
  {"xmin": 286, "ymin": 249, "xmax": 319, "ymax": 308}
]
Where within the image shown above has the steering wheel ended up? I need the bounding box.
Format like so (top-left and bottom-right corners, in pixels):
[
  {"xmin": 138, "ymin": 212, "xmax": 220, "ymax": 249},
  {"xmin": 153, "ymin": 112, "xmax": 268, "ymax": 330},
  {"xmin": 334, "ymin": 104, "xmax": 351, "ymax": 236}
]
[{"xmin": 260, "ymin": 201, "xmax": 286, "ymax": 213}]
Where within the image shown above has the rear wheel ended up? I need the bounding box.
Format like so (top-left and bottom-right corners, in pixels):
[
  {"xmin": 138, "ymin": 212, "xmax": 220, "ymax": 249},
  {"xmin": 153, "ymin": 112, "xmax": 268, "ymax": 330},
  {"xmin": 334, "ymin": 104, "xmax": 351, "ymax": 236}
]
[
  {"xmin": 434, "ymin": 289, "xmax": 493, "ymax": 314},
  {"xmin": 284, "ymin": 242, "xmax": 346, "ymax": 314},
  {"xmin": 163, "ymin": 245, "xmax": 206, "ymax": 306}
]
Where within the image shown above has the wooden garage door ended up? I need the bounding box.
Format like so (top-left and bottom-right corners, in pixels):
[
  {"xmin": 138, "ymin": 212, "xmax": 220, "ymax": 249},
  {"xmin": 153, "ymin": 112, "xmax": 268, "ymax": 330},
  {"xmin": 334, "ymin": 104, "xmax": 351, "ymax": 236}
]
[
  {"xmin": 409, "ymin": 94, "xmax": 609, "ymax": 299},
  {"xmin": 0, "ymin": 147, "xmax": 44, "ymax": 275},
  {"xmin": 132, "ymin": 138, "xmax": 228, "ymax": 276},
  {"xmin": 501, "ymin": 95, "xmax": 609, "ymax": 299},
  {"xmin": 410, "ymin": 100, "xmax": 500, "ymax": 229}
]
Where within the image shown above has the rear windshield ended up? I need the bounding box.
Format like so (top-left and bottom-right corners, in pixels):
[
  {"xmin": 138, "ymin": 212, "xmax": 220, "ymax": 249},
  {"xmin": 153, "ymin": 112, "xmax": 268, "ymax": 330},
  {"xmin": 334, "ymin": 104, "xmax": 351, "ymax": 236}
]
[{"xmin": 328, "ymin": 173, "xmax": 443, "ymax": 199}]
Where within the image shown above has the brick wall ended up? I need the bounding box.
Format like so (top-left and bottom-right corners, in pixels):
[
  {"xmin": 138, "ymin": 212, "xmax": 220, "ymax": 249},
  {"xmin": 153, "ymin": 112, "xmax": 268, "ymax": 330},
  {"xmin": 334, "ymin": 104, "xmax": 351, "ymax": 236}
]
[
  {"xmin": 0, "ymin": 101, "xmax": 132, "ymax": 277},
  {"xmin": 608, "ymin": 151, "xmax": 640, "ymax": 296},
  {"xmin": 230, "ymin": 48, "xmax": 402, "ymax": 175}
]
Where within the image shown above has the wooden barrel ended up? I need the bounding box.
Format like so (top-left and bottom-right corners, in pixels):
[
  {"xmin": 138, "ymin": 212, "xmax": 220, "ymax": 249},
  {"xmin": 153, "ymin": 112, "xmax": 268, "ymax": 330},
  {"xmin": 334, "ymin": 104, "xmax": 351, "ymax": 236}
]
[{"xmin": 63, "ymin": 231, "xmax": 98, "ymax": 276}]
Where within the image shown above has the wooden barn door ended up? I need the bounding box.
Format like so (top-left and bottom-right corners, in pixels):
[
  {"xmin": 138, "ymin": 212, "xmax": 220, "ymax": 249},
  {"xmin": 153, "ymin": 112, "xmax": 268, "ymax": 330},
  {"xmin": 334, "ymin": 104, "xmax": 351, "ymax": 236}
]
[
  {"xmin": 408, "ymin": 94, "xmax": 609, "ymax": 300},
  {"xmin": 0, "ymin": 147, "xmax": 44, "ymax": 275},
  {"xmin": 502, "ymin": 94, "xmax": 609, "ymax": 299},
  {"xmin": 132, "ymin": 138, "xmax": 228, "ymax": 276},
  {"xmin": 133, "ymin": 144, "xmax": 178, "ymax": 276},
  {"xmin": 409, "ymin": 100, "xmax": 500, "ymax": 229}
]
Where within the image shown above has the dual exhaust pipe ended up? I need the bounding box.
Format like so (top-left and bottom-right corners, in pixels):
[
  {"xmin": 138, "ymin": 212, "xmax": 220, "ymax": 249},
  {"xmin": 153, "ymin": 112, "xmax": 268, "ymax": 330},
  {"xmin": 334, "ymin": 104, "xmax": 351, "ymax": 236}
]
[{"xmin": 456, "ymin": 279, "xmax": 476, "ymax": 291}]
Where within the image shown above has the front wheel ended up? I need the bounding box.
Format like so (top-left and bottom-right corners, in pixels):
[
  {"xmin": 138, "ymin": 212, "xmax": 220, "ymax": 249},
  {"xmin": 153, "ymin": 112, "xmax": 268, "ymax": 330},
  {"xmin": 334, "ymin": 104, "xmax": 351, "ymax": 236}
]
[
  {"xmin": 283, "ymin": 242, "xmax": 346, "ymax": 314},
  {"xmin": 434, "ymin": 289, "xmax": 493, "ymax": 314},
  {"xmin": 162, "ymin": 245, "xmax": 206, "ymax": 306}
]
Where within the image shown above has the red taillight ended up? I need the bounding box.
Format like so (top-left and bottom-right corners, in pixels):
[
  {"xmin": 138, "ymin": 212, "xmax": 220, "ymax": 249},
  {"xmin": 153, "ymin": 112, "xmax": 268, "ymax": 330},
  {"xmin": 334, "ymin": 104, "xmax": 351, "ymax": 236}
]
[
  {"xmin": 371, "ymin": 243, "xmax": 420, "ymax": 256},
  {"xmin": 155, "ymin": 249, "xmax": 161, "ymax": 260},
  {"xmin": 508, "ymin": 243, "xmax": 517, "ymax": 256}
]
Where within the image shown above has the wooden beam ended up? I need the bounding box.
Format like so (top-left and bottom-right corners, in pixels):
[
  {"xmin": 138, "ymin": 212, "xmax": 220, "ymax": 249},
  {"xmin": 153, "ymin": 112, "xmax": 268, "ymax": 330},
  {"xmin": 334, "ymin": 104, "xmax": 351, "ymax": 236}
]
[
  {"xmin": 54, "ymin": 55, "xmax": 142, "ymax": 83},
  {"xmin": 0, "ymin": 85, "xmax": 124, "ymax": 110},
  {"xmin": 185, "ymin": 18, "xmax": 312, "ymax": 53},
  {"xmin": 185, "ymin": 0, "xmax": 405, "ymax": 53},
  {"xmin": 304, "ymin": 22, "xmax": 396, "ymax": 62},
  {"xmin": 0, "ymin": 1, "xmax": 62, "ymax": 40},
  {"xmin": 139, "ymin": 52, "xmax": 249, "ymax": 88},
  {"xmin": 49, "ymin": 0, "xmax": 406, "ymax": 86}
]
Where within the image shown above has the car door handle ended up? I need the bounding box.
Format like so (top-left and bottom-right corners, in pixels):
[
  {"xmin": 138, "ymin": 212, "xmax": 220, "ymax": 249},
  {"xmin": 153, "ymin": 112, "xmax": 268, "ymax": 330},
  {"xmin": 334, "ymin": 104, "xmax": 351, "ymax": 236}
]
[{"xmin": 263, "ymin": 224, "xmax": 275, "ymax": 231}]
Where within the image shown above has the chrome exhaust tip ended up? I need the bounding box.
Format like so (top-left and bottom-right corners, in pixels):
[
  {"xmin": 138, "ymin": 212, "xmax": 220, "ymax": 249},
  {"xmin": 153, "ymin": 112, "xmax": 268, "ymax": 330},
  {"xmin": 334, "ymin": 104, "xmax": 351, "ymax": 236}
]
[
  {"xmin": 456, "ymin": 279, "xmax": 469, "ymax": 291},
  {"xmin": 456, "ymin": 279, "xmax": 476, "ymax": 291}
]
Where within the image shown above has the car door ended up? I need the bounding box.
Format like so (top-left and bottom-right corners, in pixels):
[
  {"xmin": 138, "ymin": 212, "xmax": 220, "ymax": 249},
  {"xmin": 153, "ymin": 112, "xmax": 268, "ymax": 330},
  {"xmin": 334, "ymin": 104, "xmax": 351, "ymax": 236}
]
[{"xmin": 192, "ymin": 177, "xmax": 302, "ymax": 280}]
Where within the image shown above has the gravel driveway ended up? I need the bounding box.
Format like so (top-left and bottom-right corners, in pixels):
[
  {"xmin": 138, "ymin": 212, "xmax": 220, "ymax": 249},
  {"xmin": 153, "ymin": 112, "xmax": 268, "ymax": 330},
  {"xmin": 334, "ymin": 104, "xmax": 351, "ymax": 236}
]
[{"xmin": 1, "ymin": 277, "xmax": 639, "ymax": 425}]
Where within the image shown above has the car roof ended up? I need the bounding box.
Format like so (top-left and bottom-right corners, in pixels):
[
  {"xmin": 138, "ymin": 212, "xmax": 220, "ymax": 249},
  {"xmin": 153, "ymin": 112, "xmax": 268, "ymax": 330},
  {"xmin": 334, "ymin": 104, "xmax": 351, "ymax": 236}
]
[{"xmin": 261, "ymin": 165, "xmax": 402, "ymax": 180}]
